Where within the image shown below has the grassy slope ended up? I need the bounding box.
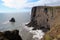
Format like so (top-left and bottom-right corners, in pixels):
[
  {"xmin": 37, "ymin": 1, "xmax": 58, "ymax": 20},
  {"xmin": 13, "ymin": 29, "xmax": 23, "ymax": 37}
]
[{"xmin": 41, "ymin": 13, "xmax": 60, "ymax": 40}]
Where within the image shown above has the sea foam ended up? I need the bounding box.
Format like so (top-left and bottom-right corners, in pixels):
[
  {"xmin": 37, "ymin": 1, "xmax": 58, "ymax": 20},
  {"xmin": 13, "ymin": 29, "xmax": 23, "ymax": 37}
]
[{"xmin": 21, "ymin": 23, "xmax": 45, "ymax": 40}]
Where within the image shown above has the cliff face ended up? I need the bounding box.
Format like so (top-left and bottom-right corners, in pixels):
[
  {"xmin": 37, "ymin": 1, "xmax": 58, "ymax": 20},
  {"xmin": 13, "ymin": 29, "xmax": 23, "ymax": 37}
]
[{"xmin": 26, "ymin": 6, "xmax": 60, "ymax": 32}]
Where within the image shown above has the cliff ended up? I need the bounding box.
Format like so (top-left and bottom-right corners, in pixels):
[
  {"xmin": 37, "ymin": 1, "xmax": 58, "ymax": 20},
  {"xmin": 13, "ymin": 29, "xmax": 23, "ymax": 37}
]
[{"xmin": 26, "ymin": 6, "xmax": 60, "ymax": 32}]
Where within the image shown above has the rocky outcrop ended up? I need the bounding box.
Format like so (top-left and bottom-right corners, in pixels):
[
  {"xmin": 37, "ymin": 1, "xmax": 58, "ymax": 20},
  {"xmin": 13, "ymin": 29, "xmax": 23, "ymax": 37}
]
[
  {"xmin": 0, "ymin": 30, "xmax": 22, "ymax": 40},
  {"xmin": 9, "ymin": 18, "xmax": 15, "ymax": 22},
  {"xmin": 26, "ymin": 6, "xmax": 60, "ymax": 32}
]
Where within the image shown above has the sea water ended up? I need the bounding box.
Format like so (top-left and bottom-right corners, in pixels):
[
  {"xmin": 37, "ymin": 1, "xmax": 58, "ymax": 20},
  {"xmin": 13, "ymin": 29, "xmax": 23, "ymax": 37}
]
[
  {"xmin": 0, "ymin": 13, "xmax": 30, "ymax": 31},
  {"xmin": 0, "ymin": 13, "xmax": 44, "ymax": 40}
]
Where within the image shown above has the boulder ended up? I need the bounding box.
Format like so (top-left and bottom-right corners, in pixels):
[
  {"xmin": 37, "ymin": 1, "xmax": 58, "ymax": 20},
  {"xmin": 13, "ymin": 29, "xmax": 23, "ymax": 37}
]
[
  {"xmin": 0, "ymin": 30, "xmax": 22, "ymax": 40},
  {"xmin": 0, "ymin": 32, "xmax": 9, "ymax": 40}
]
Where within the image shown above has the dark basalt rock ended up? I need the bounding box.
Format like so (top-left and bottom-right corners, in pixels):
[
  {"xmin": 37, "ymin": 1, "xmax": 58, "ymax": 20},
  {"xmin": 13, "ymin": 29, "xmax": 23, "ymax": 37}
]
[
  {"xmin": 9, "ymin": 18, "xmax": 15, "ymax": 22},
  {"xmin": 0, "ymin": 32, "xmax": 9, "ymax": 40},
  {"xmin": 0, "ymin": 30, "xmax": 22, "ymax": 40}
]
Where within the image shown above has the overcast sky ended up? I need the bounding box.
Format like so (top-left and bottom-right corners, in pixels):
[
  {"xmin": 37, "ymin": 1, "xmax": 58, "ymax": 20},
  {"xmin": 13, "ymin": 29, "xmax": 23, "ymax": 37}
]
[{"xmin": 0, "ymin": 0, "xmax": 60, "ymax": 13}]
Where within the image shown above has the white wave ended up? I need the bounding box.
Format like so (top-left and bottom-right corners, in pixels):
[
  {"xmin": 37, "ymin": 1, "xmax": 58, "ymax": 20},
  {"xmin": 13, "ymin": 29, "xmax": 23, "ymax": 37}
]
[
  {"xmin": 29, "ymin": 30, "xmax": 45, "ymax": 40},
  {"xmin": 2, "ymin": 21, "xmax": 9, "ymax": 24},
  {"xmin": 21, "ymin": 23, "xmax": 45, "ymax": 40}
]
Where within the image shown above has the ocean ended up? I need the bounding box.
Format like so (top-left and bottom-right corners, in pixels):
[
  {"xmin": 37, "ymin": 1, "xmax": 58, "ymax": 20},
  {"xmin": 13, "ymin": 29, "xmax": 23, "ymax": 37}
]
[
  {"xmin": 0, "ymin": 13, "xmax": 44, "ymax": 40},
  {"xmin": 0, "ymin": 13, "xmax": 30, "ymax": 31}
]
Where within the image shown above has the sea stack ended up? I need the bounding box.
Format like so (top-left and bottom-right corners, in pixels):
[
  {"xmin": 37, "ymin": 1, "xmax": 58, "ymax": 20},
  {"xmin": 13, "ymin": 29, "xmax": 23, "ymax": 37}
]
[{"xmin": 9, "ymin": 17, "xmax": 15, "ymax": 22}]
